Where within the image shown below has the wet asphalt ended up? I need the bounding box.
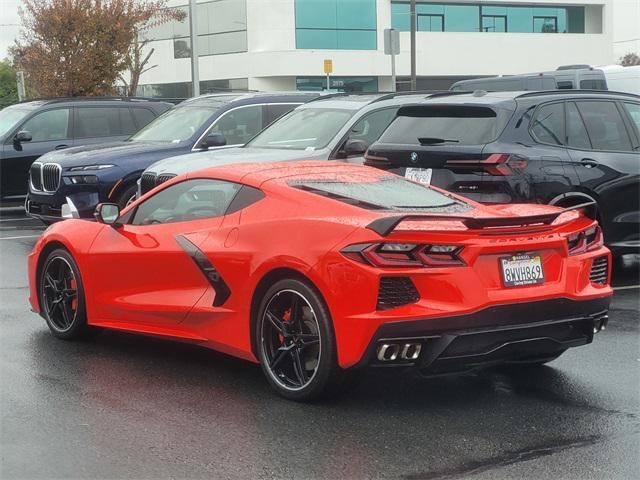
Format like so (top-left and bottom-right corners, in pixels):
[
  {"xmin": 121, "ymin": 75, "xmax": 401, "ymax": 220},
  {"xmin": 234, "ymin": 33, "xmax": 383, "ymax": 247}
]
[{"xmin": 0, "ymin": 207, "xmax": 638, "ymax": 480}]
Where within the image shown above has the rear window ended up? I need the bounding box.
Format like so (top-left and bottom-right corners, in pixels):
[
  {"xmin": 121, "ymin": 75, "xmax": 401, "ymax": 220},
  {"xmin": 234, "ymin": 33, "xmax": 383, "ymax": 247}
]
[
  {"xmin": 378, "ymin": 105, "xmax": 513, "ymax": 146},
  {"xmin": 291, "ymin": 177, "xmax": 471, "ymax": 212}
]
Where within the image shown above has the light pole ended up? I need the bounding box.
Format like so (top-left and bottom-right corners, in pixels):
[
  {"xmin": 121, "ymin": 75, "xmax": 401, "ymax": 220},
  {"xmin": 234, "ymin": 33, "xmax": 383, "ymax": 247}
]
[
  {"xmin": 410, "ymin": 0, "xmax": 416, "ymax": 91},
  {"xmin": 188, "ymin": 0, "xmax": 199, "ymax": 97}
]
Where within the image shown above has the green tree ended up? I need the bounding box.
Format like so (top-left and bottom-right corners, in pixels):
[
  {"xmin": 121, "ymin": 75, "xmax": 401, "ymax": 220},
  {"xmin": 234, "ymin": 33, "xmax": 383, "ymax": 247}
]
[{"xmin": 0, "ymin": 60, "xmax": 19, "ymax": 108}]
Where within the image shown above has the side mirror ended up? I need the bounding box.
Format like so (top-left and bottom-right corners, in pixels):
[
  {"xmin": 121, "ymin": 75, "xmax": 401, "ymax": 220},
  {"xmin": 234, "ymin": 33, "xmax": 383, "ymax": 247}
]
[
  {"xmin": 200, "ymin": 132, "xmax": 226, "ymax": 150},
  {"xmin": 343, "ymin": 138, "xmax": 368, "ymax": 156},
  {"xmin": 94, "ymin": 203, "xmax": 120, "ymax": 225},
  {"xmin": 14, "ymin": 130, "xmax": 33, "ymax": 143}
]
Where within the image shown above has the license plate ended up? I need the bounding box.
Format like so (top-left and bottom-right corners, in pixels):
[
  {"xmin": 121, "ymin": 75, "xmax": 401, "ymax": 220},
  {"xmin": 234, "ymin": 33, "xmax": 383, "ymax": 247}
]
[
  {"xmin": 405, "ymin": 167, "xmax": 432, "ymax": 185},
  {"xmin": 500, "ymin": 253, "xmax": 545, "ymax": 287}
]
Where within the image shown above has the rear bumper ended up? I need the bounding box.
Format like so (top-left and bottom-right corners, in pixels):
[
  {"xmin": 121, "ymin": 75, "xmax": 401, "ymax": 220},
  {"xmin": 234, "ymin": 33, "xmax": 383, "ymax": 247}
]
[{"xmin": 352, "ymin": 295, "xmax": 611, "ymax": 373}]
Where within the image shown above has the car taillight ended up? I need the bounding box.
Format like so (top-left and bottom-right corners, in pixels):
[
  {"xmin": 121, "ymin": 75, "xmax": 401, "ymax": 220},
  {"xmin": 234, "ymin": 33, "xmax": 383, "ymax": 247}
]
[
  {"xmin": 341, "ymin": 243, "xmax": 465, "ymax": 267},
  {"xmin": 567, "ymin": 225, "xmax": 603, "ymax": 255},
  {"xmin": 446, "ymin": 154, "xmax": 528, "ymax": 176}
]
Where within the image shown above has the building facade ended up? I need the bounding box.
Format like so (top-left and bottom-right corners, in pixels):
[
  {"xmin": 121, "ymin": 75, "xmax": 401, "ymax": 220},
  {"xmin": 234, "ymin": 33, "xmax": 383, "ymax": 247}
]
[{"xmin": 136, "ymin": 0, "xmax": 615, "ymax": 97}]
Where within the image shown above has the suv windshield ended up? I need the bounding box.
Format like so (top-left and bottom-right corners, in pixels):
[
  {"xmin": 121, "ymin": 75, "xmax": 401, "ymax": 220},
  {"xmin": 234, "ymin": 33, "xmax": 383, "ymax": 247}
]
[
  {"xmin": 0, "ymin": 107, "xmax": 32, "ymax": 138},
  {"xmin": 379, "ymin": 105, "xmax": 513, "ymax": 146},
  {"xmin": 292, "ymin": 176, "xmax": 468, "ymax": 211},
  {"xmin": 130, "ymin": 99, "xmax": 234, "ymax": 143},
  {"xmin": 247, "ymin": 107, "xmax": 354, "ymax": 150}
]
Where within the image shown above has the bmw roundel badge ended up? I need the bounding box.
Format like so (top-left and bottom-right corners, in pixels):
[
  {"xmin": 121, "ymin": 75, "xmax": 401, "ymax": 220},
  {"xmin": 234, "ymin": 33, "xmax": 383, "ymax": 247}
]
[{"xmin": 410, "ymin": 152, "xmax": 418, "ymax": 163}]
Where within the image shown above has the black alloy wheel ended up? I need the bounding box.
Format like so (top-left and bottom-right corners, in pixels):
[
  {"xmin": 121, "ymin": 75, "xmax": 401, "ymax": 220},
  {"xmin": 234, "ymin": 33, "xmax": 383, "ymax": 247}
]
[
  {"xmin": 39, "ymin": 249, "xmax": 89, "ymax": 339},
  {"xmin": 256, "ymin": 278, "xmax": 348, "ymax": 401}
]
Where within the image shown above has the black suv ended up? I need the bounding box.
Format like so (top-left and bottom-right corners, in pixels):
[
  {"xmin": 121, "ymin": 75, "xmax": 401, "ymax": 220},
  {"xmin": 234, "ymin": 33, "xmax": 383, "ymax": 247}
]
[
  {"xmin": 25, "ymin": 92, "xmax": 319, "ymax": 222},
  {"xmin": 0, "ymin": 97, "xmax": 171, "ymax": 204},
  {"xmin": 365, "ymin": 90, "xmax": 640, "ymax": 255}
]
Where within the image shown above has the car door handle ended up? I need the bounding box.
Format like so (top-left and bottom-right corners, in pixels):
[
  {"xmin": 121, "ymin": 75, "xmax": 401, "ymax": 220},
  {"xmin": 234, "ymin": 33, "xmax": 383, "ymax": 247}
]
[
  {"xmin": 580, "ymin": 158, "xmax": 598, "ymax": 168},
  {"xmin": 54, "ymin": 144, "xmax": 69, "ymax": 150}
]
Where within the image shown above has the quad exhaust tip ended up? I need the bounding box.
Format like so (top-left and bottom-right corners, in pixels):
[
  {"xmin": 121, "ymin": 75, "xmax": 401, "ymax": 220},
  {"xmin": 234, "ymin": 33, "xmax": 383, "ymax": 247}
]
[
  {"xmin": 593, "ymin": 315, "xmax": 609, "ymax": 334},
  {"xmin": 377, "ymin": 342, "xmax": 422, "ymax": 362}
]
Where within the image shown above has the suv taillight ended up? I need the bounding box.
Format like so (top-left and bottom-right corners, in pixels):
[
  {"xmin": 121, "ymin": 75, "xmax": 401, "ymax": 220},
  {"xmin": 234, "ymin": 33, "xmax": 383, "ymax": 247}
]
[
  {"xmin": 363, "ymin": 150, "xmax": 391, "ymax": 169},
  {"xmin": 341, "ymin": 243, "xmax": 465, "ymax": 267},
  {"xmin": 567, "ymin": 225, "xmax": 603, "ymax": 255},
  {"xmin": 446, "ymin": 154, "xmax": 528, "ymax": 176}
]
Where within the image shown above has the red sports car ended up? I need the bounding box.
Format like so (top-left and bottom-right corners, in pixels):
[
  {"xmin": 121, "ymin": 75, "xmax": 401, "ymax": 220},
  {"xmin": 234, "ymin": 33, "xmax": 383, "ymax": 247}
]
[{"xmin": 28, "ymin": 162, "xmax": 612, "ymax": 400}]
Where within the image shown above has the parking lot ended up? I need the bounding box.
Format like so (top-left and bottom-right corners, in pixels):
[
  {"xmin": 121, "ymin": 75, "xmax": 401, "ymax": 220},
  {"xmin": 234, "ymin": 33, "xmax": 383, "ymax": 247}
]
[{"xmin": 1, "ymin": 207, "xmax": 638, "ymax": 479}]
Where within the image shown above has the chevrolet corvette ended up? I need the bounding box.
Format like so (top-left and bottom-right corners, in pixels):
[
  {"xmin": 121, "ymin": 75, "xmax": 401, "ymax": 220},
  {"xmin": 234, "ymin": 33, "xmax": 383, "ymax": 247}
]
[{"xmin": 28, "ymin": 162, "xmax": 612, "ymax": 400}]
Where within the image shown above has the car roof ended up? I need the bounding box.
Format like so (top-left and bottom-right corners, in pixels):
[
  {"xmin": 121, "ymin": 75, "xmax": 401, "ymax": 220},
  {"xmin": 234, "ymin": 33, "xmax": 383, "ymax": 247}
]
[
  {"xmin": 298, "ymin": 91, "xmax": 440, "ymax": 111},
  {"xmin": 180, "ymin": 91, "xmax": 322, "ymax": 108},
  {"xmin": 188, "ymin": 160, "xmax": 383, "ymax": 186},
  {"xmin": 409, "ymin": 90, "xmax": 639, "ymax": 107},
  {"xmin": 14, "ymin": 97, "xmax": 172, "ymax": 107}
]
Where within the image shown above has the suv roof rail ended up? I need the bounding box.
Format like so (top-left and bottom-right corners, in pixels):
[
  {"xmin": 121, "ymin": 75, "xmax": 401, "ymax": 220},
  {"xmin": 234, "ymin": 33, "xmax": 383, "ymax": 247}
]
[
  {"xmin": 304, "ymin": 91, "xmax": 389, "ymax": 103},
  {"xmin": 516, "ymin": 89, "xmax": 640, "ymax": 99},
  {"xmin": 19, "ymin": 96, "xmax": 163, "ymax": 105},
  {"xmin": 421, "ymin": 90, "xmax": 478, "ymax": 99},
  {"xmin": 371, "ymin": 90, "xmax": 451, "ymax": 102}
]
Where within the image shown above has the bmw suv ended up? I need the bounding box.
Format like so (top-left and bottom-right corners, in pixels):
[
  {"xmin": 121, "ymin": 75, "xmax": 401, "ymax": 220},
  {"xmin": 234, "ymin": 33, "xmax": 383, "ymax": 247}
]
[
  {"xmin": 26, "ymin": 92, "xmax": 318, "ymax": 222},
  {"xmin": 365, "ymin": 90, "xmax": 640, "ymax": 255},
  {"xmin": 0, "ymin": 97, "xmax": 171, "ymax": 205}
]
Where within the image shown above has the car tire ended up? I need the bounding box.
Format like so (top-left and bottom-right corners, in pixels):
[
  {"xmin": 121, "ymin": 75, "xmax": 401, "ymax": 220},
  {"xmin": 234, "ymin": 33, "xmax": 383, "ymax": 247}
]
[
  {"xmin": 115, "ymin": 183, "xmax": 138, "ymax": 209},
  {"xmin": 38, "ymin": 248, "xmax": 90, "ymax": 340},
  {"xmin": 255, "ymin": 278, "xmax": 350, "ymax": 401}
]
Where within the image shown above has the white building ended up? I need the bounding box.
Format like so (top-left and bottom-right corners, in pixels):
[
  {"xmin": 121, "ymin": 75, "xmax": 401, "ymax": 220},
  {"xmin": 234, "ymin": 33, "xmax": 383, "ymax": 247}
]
[{"xmin": 136, "ymin": 0, "xmax": 616, "ymax": 97}]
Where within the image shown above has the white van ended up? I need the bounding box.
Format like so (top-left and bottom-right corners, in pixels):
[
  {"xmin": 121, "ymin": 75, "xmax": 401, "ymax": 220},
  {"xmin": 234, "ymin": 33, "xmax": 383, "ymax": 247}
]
[{"xmin": 600, "ymin": 65, "xmax": 640, "ymax": 95}]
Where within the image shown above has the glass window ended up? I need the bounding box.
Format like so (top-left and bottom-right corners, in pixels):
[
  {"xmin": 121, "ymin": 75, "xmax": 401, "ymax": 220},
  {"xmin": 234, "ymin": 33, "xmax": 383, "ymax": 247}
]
[
  {"xmin": 248, "ymin": 107, "xmax": 354, "ymax": 150},
  {"xmin": 207, "ymin": 105, "xmax": 264, "ymax": 145},
  {"xmin": 131, "ymin": 178, "xmax": 242, "ymax": 225},
  {"xmin": 482, "ymin": 15, "xmax": 507, "ymax": 32},
  {"xmin": 379, "ymin": 105, "xmax": 513, "ymax": 146},
  {"xmin": 174, "ymin": 38, "xmax": 191, "ymax": 59},
  {"xmin": 295, "ymin": 0, "xmax": 376, "ymax": 50},
  {"xmin": 418, "ymin": 14, "xmax": 444, "ymax": 32},
  {"xmin": 390, "ymin": 2, "xmax": 585, "ymax": 34},
  {"xmin": 74, "ymin": 107, "xmax": 124, "ymax": 138},
  {"xmin": 530, "ymin": 102, "xmax": 565, "ymax": 145},
  {"xmin": 291, "ymin": 176, "xmax": 463, "ymax": 211},
  {"xmin": 348, "ymin": 108, "xmax": 399, "ymax": 147},
  {"xmin": 533, "ymin": 16, "xmax": 558, "ymax": 33},
  {"xmin": 130, "ymin": 106, "xmax": 219, "ymax": 143},
  {"xmin": 21, "ymin": 108, "xmax": 70, "ymax": 142},
  {"xmin": 623, "ymin": 102, "xmax": 640, "ymax": 133},
  {"xmin": 119, "ymin": 108, "xmax": 137, "ymax": 135},
  {"xmin": 0, "ymin": 106, "xmax": 32, "ymax": 138},
  {"xmin": 132, "ymin": 108, "xmax": 156, "ymax": 129},
  {"xmin": 580, "ymin": 79, "xmax": 607, "ymax": 90},
  {"xmin": 576, "ymin": 101, "xmax": 633, "ymax": 152},
  {"xmin": 566, "ymin": 102, "xmax": 591, "ymax": 150},
  {"xmin": 296, "ymin": 76, "xmax": 378, "ymax": 92}
]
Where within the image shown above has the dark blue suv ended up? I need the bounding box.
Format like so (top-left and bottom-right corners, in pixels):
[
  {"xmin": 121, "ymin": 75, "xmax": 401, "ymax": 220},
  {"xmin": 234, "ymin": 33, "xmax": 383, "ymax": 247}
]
[{"xmin": 26, "ymin": 92, "xmax": 319, "ymax": 222}]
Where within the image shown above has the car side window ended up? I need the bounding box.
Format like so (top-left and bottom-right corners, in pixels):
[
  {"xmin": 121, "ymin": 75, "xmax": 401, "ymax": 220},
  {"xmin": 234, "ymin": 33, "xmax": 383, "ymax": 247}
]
[
  {"xmin": 119, "ymin": 108, "xmax": 137, "ymax": 135},
  {"xmin": 566, "ymin": 102, "xmax": 591, "ymax": 150},
  {"xmin": 349, "ymin": 108, "xmax": 398, "ymax": 146},
  {"xmin": 130, "ymin": 178, "xmax": 242, "ymax": 226},
  {"xmin": 74, "ymin": 107, "xmax": 124, "ymax": 138},
  {"xmin": 207, "ymin": 105, "xmax": 264, "ymax": 145},
  {"xmin": 131, "ymin": 107, "xmax": 156, "ymax": 129},
  {"xmin": 623, "ymin": 102, "xmax": 640, "ymax": 134},
  {"xmin": 530, "ymin": 102, "xmax": 565, "ymax": 146},
  {"xmin": 575, "ymin": 101, "xmax": 633, "ymax": 152},
  {"xmin": 20, "ymin": 108, "xmax": 71, "ymax": 142}
]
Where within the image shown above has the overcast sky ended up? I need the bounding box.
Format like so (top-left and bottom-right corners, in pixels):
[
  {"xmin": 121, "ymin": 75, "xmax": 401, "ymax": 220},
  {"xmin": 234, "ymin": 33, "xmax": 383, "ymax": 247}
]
[{"xmin": 0, "ymin": 0, "xmax": 21, "ymax": 60}]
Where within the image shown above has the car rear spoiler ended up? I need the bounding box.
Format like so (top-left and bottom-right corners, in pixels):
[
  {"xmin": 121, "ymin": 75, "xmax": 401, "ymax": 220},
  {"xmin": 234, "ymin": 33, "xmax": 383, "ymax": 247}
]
[{"xmin": 366, "ymin": 201, "xmax": 598, "ymax": 237}]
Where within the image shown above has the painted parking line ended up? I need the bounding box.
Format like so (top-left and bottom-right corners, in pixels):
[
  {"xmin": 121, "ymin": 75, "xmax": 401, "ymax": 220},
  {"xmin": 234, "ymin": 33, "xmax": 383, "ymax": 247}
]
[
  {"xmin": 0, "ymin": 234, "xmax": 42, "ymax": 240},
  {"xmin": 0, "ymin": 217, "xmax": 35, "ymax": 223},
  {"xmin": 613, "ymin": 284, "xmax": 640, "ymax": 291}
]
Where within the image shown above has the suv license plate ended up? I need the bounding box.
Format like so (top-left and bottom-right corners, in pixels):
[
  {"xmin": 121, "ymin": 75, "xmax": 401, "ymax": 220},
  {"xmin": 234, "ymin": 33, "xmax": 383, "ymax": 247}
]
[
  {"xmin": 405, "ymin": 167, "xmax": 432, "ymax": 185},
  {"xmin": 500, "ymin": 254, "xmax": 545, "ymax": 287}
]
